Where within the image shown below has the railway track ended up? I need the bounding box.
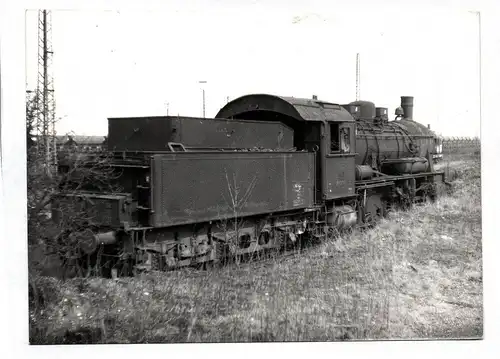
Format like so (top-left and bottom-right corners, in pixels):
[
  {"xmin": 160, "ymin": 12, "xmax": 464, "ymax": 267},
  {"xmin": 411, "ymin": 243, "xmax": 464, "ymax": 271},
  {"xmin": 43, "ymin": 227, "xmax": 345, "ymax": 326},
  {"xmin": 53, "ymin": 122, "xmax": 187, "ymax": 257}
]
[
  {"xmin": 154, "ymin": 208, "xmax": 419, "ymax": 274},
  {"xmin": 164, "ymin": 229, "xmax": 354, "ymax": 275}
]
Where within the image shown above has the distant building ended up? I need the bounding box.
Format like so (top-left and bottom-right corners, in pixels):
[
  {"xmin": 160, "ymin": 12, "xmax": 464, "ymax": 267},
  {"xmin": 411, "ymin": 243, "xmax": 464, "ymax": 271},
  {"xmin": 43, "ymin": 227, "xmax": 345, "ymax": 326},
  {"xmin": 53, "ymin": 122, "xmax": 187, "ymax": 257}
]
[{"xmin": 55, "ymin": 135, "xmax": 107, "ymax": 153}]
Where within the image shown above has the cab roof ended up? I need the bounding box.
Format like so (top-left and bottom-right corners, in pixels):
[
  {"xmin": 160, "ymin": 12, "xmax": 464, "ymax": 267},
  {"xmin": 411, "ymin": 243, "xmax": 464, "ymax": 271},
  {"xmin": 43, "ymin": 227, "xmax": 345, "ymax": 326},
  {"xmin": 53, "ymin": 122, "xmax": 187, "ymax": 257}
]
[{"xmin": 216, "ymin": 94, "xmax": 354, "ymax": 123}]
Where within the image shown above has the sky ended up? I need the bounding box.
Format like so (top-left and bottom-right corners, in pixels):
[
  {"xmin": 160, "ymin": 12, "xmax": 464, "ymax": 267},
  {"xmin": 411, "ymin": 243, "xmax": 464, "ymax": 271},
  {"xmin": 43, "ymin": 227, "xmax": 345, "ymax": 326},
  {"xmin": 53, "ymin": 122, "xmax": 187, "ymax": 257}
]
[{"xmin": 24, "ymin": 5, "xmax": 481, "ymax": 137}]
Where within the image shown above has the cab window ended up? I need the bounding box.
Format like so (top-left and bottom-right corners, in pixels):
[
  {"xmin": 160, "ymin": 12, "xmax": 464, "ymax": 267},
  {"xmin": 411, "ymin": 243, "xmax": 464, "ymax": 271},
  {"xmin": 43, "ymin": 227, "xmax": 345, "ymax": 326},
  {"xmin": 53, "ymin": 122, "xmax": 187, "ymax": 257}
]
[
  {"xmin": 330, "ymin": 124, "xmax": 350, "ymax": 153},
  {"xmin": 341, "ymin": 127, "xmax": 350, "ymax": 153}
]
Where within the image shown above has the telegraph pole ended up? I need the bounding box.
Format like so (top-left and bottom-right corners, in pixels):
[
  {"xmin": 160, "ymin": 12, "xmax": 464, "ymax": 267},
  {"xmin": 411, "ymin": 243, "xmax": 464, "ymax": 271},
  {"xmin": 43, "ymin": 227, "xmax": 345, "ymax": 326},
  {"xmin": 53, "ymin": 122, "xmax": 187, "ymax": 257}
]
[
  {"xmin": 356, "ymin": 53, "xmax": 361, "ymax": 101},
  {"xmin": 198, "ymin": 80, "xmax": 207, "ymax": 118}
]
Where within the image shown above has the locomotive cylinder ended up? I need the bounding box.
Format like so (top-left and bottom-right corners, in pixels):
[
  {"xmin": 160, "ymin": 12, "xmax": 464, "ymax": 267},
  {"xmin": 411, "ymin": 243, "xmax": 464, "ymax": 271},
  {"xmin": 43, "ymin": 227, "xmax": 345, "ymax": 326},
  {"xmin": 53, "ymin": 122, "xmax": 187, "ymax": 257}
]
[
  {"xmin": 401, "ymin": 96, "xmax": 414, "ymax": 120},
  {"xmin": 355, "ymin": 165, "xmax": 374, "ymax": 180}
]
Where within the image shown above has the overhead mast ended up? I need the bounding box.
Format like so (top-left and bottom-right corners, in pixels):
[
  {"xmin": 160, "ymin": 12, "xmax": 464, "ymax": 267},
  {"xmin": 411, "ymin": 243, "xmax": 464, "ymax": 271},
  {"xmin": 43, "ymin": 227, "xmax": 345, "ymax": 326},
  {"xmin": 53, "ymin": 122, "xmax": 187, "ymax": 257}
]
[
  {"xmin": 32, "ymin": 10, "xmax": 57, "ymax": 176},
  {"xmin": 356, "ymin": 53, "xmax": 361, "ymax": 101}
]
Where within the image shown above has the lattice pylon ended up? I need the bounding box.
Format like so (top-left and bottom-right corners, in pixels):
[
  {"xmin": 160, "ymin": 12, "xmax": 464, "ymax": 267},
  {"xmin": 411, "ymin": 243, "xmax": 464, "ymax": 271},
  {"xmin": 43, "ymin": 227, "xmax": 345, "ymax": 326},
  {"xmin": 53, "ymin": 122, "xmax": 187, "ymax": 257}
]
[{"xmin": 34, "ymin": 9, "xmax": 57, "ymax": 175}]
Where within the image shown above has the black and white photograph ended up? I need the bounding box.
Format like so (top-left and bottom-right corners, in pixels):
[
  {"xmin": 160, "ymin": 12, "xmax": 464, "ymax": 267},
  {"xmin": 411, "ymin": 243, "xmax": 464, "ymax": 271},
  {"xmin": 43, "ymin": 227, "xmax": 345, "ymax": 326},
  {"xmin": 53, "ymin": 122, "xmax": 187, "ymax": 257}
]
[{"xmin": 1, "ymin": 0, "xmax": 499, "ymax": 355}]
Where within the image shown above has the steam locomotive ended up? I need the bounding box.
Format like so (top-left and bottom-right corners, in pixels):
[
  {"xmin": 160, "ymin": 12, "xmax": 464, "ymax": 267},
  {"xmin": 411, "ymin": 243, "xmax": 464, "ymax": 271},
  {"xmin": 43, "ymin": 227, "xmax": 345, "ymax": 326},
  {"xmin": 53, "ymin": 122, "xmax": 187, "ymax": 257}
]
[{"xmin": 52, "ymin": 94, "xmax": 447, "ymax": 273}]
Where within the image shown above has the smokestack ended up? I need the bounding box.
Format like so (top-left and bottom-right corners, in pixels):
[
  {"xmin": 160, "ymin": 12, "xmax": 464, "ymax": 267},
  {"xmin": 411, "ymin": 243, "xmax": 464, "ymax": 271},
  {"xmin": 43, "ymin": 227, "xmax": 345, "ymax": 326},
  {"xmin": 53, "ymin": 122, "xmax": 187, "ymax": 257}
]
[
  {"xmin": 427, "ymin": 124, "xmax": 431, "ymax": 129},
  {"xmin": 312, "ymin": 95, "xmax": 318, "ymax": 100},
  {"xmin": 400, "ymin": 96, "xmax": 414, "ymax": 120}
]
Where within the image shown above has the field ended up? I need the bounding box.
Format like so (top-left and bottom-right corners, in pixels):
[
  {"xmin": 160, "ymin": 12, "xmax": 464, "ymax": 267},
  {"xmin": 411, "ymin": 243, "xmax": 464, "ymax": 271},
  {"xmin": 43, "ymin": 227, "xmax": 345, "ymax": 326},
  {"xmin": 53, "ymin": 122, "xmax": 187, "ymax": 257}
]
[{"xmin": 28, "ymin": 154, "xmax": 483, "ymax": 344}]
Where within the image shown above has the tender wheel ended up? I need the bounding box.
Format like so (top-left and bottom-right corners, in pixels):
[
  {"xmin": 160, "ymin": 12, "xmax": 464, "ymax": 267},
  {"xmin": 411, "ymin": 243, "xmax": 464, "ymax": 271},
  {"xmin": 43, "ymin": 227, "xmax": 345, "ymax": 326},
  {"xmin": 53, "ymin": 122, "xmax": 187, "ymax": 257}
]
[
  {"xmin": 215, "ymin": 242, "xmax": 229, "ymax": 266},
  {"xmin": 150, "ymin": 252, "xmax": 161, "ymax": 271},
  {"xmin": 276, "ymin": 230, "xmax": 286, "ymax": 251}
]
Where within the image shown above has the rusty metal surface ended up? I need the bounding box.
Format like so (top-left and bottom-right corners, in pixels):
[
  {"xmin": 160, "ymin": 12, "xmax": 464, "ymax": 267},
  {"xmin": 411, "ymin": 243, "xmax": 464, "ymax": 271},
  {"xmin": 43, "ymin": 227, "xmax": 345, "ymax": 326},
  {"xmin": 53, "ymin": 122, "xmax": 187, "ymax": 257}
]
[
  {"xmin": 149, "ymin": 152, "xmax": 315, "ymax": 227},
  {"xmin": 175, "ymin": 117, "xmax": 293, "ymax": 150},
  {"xmin": 342, "ymin": 104, "xmax": 361, "ymax": 119},
  {"xmin": 375, "ymin": 107, "xmax": 389, "ymax": 121},
  {"xmin": 324, "ymin": 155, "xmax": 356, "ymax": 199},
  {"xmin": 355, "ymin": 171, "xmax": 445, "ymax": 186},
  {"xmin": 355, "ymin": 117, "xmax": 436, "ymax": 166},
  {"xmin": 347, "ymin": 100, "xmax": 376, "ymax": 119},
  {"xmin": 284, "ymin": 97, "xmax": 354, "ymax": 123},
  {"xmin": 355, "ymin": 165, "xmax": 374, "ymax": 180},
  {"xmin": 400, "ymin": 96, "xmax": 414, "ymax": 120},
  {"xmin": 215, "ymin": 94, "xmax": 354, "ymax": 125},
  {"xmin": 51, "ymin": 192, "xmax": 132, "ymax": 228},
  {"xmin": 107, "ymin": 116, "xmax": 294, "ymax": 152},
  {"xmin": 395, "ymin": 118, "xmax": 435, "ymax": 137},
  {"xmin": 381, "ymin": 157, "xmax": 429, "ymax": 175},
  {"xmin": 107, "ymin": 117, "xmax": 174, "ymax": 152}
]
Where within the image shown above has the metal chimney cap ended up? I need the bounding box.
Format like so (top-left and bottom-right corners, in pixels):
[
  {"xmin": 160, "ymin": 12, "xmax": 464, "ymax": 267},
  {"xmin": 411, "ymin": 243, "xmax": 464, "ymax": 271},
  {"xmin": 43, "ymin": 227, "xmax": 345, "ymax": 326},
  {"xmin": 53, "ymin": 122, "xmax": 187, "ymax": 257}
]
[
  {"xmin": 400, "ymin": 96, "xmax": 414, "ymax": 120},
  {"xmin": 400, "ymin": 96, "xmax": 414, "ymax": 104}
]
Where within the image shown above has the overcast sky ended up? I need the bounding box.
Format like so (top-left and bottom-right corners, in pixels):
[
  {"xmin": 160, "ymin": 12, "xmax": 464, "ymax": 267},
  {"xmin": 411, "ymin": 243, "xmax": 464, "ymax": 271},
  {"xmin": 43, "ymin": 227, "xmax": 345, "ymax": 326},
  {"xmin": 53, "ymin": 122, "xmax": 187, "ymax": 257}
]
[{"xmin": 24, "ymin": 5, "xmax": 481, "ymax": 137}]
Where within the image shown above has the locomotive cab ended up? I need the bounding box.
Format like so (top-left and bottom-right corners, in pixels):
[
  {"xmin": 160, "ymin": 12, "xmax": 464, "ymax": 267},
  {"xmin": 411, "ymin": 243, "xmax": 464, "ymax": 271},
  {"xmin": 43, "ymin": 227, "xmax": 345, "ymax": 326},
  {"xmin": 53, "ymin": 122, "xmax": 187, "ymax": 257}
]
[
  {"xmin": 217, "ymin": 94, "xmax": 356, "ymax": 203},
  {"xmin": 324, "ymin": 106, "xmax": 356, "ymax": 200}
]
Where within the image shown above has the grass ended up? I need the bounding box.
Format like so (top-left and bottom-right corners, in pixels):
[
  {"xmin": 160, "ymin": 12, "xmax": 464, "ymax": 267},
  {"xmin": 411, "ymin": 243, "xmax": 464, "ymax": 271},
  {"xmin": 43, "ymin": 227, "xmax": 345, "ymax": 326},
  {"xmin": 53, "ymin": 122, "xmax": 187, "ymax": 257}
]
[{"xmin": 29, "ymin": 154, "xmax": 483, "ymax": 344}]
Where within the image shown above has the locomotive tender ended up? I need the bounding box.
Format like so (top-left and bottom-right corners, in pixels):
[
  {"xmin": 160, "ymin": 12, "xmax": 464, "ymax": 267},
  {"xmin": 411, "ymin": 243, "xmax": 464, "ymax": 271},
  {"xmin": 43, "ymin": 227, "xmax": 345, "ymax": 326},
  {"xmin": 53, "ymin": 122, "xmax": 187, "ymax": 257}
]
[{"xmin": 52, "ymin": 94, "xmax": 447, "ymax": 272}]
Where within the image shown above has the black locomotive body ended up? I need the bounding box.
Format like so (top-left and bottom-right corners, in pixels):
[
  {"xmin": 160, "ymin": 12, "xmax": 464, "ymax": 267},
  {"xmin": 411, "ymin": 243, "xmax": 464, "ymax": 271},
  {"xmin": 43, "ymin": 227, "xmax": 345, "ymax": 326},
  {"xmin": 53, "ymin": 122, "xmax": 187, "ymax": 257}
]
[{"xmin": 52, "ymin": 94, "xmax": 447, "ymax": 273}]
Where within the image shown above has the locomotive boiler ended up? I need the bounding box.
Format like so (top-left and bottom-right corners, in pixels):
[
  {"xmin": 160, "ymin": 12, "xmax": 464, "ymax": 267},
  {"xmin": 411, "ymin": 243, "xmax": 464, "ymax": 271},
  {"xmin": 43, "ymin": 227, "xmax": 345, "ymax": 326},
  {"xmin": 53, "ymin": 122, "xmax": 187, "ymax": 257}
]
[{"xmin": 52, "ymin": 94, "xmax": 447, "ymax": 274}]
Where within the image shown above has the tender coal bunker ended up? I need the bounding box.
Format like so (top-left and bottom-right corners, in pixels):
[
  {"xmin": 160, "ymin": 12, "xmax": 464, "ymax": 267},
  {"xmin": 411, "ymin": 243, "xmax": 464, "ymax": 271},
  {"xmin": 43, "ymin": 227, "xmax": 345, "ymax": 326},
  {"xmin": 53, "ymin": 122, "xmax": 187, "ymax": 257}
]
[{"xmin": 223, "ymin": 110, "xmax": 306, "ymax": 150}]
